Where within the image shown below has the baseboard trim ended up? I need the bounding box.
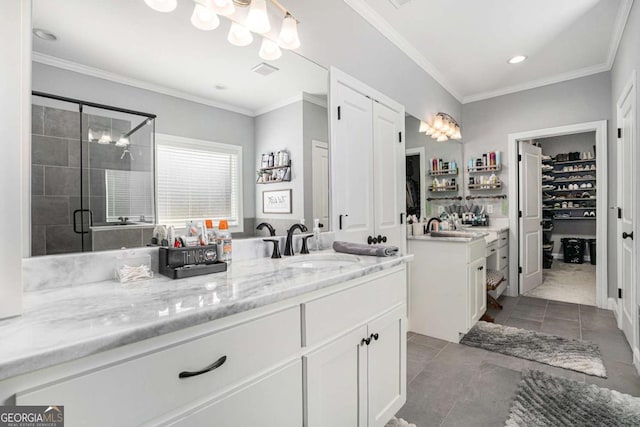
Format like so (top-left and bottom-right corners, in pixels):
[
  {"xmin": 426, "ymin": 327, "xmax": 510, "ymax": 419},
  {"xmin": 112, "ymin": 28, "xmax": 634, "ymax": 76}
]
[
  {"xmin": 608, "ymin": 297, "xmax": 618, "ymax": 314},
  {"xmin": 634, "ymin": 348, "xmax": 640, "ymax": 376}
]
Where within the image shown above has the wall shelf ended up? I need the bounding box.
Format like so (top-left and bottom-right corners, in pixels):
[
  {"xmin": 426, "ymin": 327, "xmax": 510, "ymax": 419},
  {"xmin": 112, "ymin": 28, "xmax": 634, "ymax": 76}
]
[
  {"xmin": 468, "ymin": 183, "xmax": 502, "ymax": 191},
  {"xmin": 256, "ymin": 161, "xmax": 291, "ymax": 184},
  {"xmin": 429, "ymin": 185, "xmax": 459, "ymax": 193},
  {"xmin": 429, "ymin": 169, "xmax": 458, "ymax": 176},
  {"xmin": 467, "ymin": 165, "xmax": 501, "ymax": 174}
]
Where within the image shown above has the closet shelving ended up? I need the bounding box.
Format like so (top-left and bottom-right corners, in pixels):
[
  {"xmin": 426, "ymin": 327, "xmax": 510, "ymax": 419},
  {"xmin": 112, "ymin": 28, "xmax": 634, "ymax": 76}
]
[{"xmin": 554, "ymin": 158, "xmax": 596, "ymax": 166}]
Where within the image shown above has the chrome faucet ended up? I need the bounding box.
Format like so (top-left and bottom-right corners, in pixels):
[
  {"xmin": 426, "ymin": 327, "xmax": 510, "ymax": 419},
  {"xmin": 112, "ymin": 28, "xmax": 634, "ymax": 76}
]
[
  {"xmin": 256, "ymin": 222, "xmax": 276, "ymax": 236},
  {"xmin": 284, "ymin": 224, "xmax": 308, "ymax": 256}
]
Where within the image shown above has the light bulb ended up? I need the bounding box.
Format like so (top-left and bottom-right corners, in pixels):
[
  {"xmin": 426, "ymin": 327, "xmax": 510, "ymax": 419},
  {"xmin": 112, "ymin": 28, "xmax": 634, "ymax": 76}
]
[
  {"xmin": 425, "ymin": 126, "xmax": 434, "ymax": 136},
  {"xmin": 227, "ymin": 22, "xmax": 253, "ymax": 46},
  {"xmin": 433, "ymin": 115, "xmax": 444, "ymax": 130},
  {"xmin": 246, "ymin": 0, "xmax": 270, "ymax": 34},
  {"xmin": 144, "ymin": 0, "xmax": 177, "ymax": 12},
  {"xmin": 432, "ymin": 131, "xmax": 441, "ymax": 138},
  {"xmin": 419, "ymin": 121, "xmax": 428, "ymax": 133},
  {"xmin": 454, "ymin": 127, "xmax": 462, "ymax": 140},
  {"xmin": 259, "ymin": 38, "xmax": 282, "ymax": 61},
  {"xmin": 116, "ymin": 136, "xmax": 130, "ymax": 147},
  {"xmin": 437, "ymin": 134, "xmax": 448, "ymax": 142},
  {"xmin": 211, "ymin": 0, "xmax": 235, "ymax": 16},
  {"xmin": 191, "ymin": 0, "xmax": 220, "ymax": 31},
  {"xmin": 88, "ymin": 128, "xmax": 96, "ymax": 142},
  {"xmin": 98, "ymin": 131, "xmax": 112, "ymax": 145},
  {"xmin": 278, "ymin": 14, "xmax": 300, "ymax": 50},
  {"xmin": 442, "ymin": 120, "xmax": 450, "ymax": 133},
  {"xmin": 446, "ymin": 126, "xmax": 456, "ymax": 137}
]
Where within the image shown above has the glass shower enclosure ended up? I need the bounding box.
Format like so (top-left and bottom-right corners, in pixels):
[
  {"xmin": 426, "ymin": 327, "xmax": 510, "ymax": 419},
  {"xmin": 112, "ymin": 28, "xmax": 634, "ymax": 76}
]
[{"xmin": 31, "ymin": 92, "xmax": 156, "ymax": 256}]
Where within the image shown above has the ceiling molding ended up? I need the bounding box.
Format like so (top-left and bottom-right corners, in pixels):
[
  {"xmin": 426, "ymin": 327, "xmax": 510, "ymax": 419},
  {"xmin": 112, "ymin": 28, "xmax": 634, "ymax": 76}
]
[
  {"xmin": 606, "ymin": 0, "xmax": 634, "ymax": 68},
  {"xmin": 302, "ymin": 93, "xmax": 328, "ymax": 109},
  {"xmin": 462, "ymin": 62, "xmax": 611, "ymax": 104},
  {"xmin": 343, "ymin": 0, "xmax": 464, "ymax": 103},
  {"xmin": 253, "ymin": 94, "xmax": 303, "ymax": 116},
  {"xmin": 32, "ymin": 52, "xmax": 256, "ymax": 117}
]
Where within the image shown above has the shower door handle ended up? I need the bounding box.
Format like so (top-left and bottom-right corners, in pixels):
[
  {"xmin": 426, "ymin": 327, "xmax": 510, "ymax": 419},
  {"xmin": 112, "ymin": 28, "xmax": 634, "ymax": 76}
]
[{"xmin": 73, "ymin": 209, "xmax": 94, "ymax": 234}]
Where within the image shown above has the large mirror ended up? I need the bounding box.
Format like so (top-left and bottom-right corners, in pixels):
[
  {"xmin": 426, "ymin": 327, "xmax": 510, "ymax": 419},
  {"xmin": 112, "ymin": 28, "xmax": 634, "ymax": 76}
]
[
  {"xmin": 404, "ymin": 114, "xmax": 463, "ymax": 220},
  {"xmin": 30, "ymin": 0, "xmax": 329, "ymax": 256}
]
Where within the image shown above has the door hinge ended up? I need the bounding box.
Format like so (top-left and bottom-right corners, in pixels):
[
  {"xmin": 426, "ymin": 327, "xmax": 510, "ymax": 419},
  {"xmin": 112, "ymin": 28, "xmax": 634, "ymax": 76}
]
[
  {"xmin": 518, "ymin": 154, "xmax": 522, "ymax": 161},
  {"xmin": 399, "ymin": 131, "xmax": 402, "ymax": 143},
  {"xmin": 518, "ymin": 266, "xmax": 523, "ymax": 274},
  {"xmin": 337, "ymin": 106, "xmax": 341, "ymax": 120},
  {"xmin": 618, "ymin": 207, "xmax": 622, "ymax": 219},
  {"xmin": 618, "ymin": 128, "xmax": 622, "ymax": 139},
  {"xmin": 619, "ymin": 288, "xmax": 623, "ymax": 299},
  {"xmin": 518, "ymin": 210, "xmax": 522, "ymax": 218}
]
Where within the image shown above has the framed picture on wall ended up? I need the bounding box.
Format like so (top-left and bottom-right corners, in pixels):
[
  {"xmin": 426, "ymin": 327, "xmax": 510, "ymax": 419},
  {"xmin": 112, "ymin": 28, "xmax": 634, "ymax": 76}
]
[{"xmin": 263, "ymin": 189, "xmax": 292, "ymax": 214}]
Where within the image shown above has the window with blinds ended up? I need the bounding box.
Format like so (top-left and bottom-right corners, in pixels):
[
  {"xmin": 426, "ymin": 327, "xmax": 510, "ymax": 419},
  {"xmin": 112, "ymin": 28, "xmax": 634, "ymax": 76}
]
[
  {"xmin": 156, "ymin": 137, "xmax": 243, "ymax": 229},
  {"xmin": 105, "ymin": 170, "xmax": 154, "ymax": 222}
]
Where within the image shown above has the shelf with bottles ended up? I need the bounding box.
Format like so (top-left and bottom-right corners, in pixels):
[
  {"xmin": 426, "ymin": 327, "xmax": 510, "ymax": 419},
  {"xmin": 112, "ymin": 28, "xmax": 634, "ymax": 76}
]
[
  {"xmin": 257, "ymin": 162, "xmax": 291, "ymax": 184},
  {"xmin": 429, "ymin": 185, "xmax": 459, "ymax": 193},
  {"xmin": 468, "ymin": 174, "xmax": 501, "ymax": 191},
  {"xmin": 467, "ymin": 164, "xmax": 502, "ymax": 174},
  {"xmin": 429, "ymin": 158, "xmax": 459, "ymax": 176},
  {"xmin": 468, "ymin": 183, "xmax": 502, "ymax": 191},
  {"xmin": 429, "ymin": 168, "xmax": 458, "ymax": 176},
  {"xmin": 467, "ymin": 151, "xmax": 501, "ymax": 174}
]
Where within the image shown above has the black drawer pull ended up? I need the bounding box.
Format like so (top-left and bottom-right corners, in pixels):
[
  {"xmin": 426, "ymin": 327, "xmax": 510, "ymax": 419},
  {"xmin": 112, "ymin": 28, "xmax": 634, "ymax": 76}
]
[
  {"xmin": 361, "ymin": 337, "xmax": 371, "ymax": 346},
  {"xmin": 370, "ymin": 333, "xmax": 379, "ymax": 341},
  {"xmin": 623, "ymin": 232, "xmax": 634, "ymax": 240},
  {"xmin": 491, "ymin": 248, "xmax": 496, "ymax": 252},
  {"xmin": 478, "ymin": 266, "xmax": 484, "ymax": 271},
  {"xmin": 502, "ymin": 256, "xmax": 507, "ymax": 259},
  {"xmin": 179, "ymin": 355, "xmax": 227, "ymax": 379}
]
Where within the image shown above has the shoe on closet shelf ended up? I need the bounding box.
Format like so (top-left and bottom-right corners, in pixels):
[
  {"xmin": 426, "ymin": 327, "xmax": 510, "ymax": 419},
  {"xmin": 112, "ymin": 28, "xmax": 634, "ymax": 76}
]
[{"xmin": 584, "ymin": 211, "xmax": 590, "ymax": 217}]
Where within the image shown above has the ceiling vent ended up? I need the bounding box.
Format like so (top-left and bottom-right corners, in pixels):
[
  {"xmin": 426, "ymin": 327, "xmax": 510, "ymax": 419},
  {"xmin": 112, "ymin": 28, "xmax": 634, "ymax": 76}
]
[
  {"xmin": 388, "ymin": 0, "xmax": 412, "ymax": 9},
  {"xmin": 251, "ymin": 62, "xmax": 279, "ymax": 76}
]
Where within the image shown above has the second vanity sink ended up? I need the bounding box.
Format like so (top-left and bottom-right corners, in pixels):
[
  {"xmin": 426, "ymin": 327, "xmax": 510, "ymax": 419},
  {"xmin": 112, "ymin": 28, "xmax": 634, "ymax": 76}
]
[{"xmin": 283, "ymin": 253, "xmax": 361, "ymax": 270}]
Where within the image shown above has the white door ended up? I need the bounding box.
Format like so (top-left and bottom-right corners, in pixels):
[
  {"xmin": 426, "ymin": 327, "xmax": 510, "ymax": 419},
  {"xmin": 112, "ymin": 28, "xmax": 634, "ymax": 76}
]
[
  {"xmin": 373, "ymin": 101, "xmax": 405, "ymax": 250},
  {"xmin": 468, "ymin": 257, "xmax": 487, "ymax": 326},
  {"xmin": 367, "ymin": 307, "xmax": 406, "ymax": 427},
  {"xmin": 617, "ymin": 73, "xmax": 636, "ymax": 347},
  {"xmin": 331, "ymin": 82, "xmax": 373, "ymax": 243},
  {"xmin": 304, "ymin": 326, "xmax": 368, "ymax": 427},
  {"xmin": 167, "ymin": 361, "xmax": 302, "ymax": 427},
  {"xmin": 312, "ymin": 141, "xmax": 330, "ymax": 228},
  {"xmin": 518, "ymin": 142, "xmax": 543, "ymax": 293}
]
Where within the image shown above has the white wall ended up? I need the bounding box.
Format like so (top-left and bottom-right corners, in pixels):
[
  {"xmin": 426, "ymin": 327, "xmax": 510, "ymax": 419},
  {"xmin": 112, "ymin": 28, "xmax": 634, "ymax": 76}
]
[
  {"xmin": 254, "ymin": 101, "xmax": 304, "ymax": 222},
  {"xmin": 302, "ymin": 99, "xmax": 329, "ymax": 227},
  {"xmin": 0, "ymin": 1, "xmax": 28, "ymax": 318},
  {"xmin": 611, "ymin": 0, "xmax": 640, "ymax": 308},
  {"xmin": 32, "ymin": 63, "xmax": 257, "ymax": 219},
  {"xmin": 462, "ymin": 72, "xmax": 613, "ymax": 295}
]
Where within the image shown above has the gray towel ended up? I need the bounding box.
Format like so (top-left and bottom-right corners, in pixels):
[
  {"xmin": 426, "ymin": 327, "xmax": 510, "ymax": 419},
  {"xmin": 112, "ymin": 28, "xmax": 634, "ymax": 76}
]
[{"xmin": 333, "ymin": 241, "xmax": 399, "ymax": 257}]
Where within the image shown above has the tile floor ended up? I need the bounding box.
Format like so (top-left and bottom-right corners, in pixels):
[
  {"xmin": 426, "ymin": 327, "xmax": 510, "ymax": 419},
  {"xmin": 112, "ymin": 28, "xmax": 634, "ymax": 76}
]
[
  {"xmin": 396, "ymin": 295, "xmax": 640, "ymax": 427},
  {"xmin": 525, "ymin": 262, "xmax": 596, "ymax": 305}
]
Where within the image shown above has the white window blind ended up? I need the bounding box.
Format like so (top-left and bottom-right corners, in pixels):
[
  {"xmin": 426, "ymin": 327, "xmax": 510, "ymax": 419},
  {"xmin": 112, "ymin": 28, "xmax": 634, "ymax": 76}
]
[
  {"xmin": 156, "ymin": 137, "xmax": 242, "ymax": 229},
  {"xmin": 105, "ymin": 170, "xmax": 154, "ymax": 222}
]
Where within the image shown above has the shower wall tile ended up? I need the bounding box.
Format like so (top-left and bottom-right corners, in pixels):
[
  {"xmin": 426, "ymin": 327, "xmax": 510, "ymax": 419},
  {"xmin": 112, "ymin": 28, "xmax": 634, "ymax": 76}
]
[
  {"xmin": 32, "ymin": 105, "xmax": 44, "ymax": 135},
  {"xmin": 90, "ymin": 196, "xmax": 107, "ymax": 224},
  {"xmin": 111, "ymin": 118, "xmax": 132, "ymax": 136},
  {"xmin": 92, "ymin": 228, "xmax": 145, "ymax": 251},
  {"xmin": 87, "ymin": 115, "xmax": 111, "ymax": 134},
  {"xmin": 31, "ymin": 225, "xmax": 46, "ymax": 257},
  {"xmin": 68, "ymin": 141, "xmax": 88, "ymax": 168},
  {"xmin": 43, "ymin": 107, "xmax": 80, "ymax": 139},
  {"xmin": 89, "ymin": 144, "xmax": 132, "ymax": 171},
  {"xmin": 32, "ymin": 135, "xmax": 69, "ymax": 167},
  {"xmin": 45, "ymin": 225, "xmax": 83, "ymax": 255},
  {"xmin": 45, "ymin": 166, "xmax": 81, "ymax": 196},
  {"xmin": 90, "ymin": 169, "xmax": 106, "ymax": 197},
  {"xmin": 32, "ymin": 196, "xmax": 69, "ymax": 225},
  {"xmin": 32, "ymin": 165, "xmax": 44, "ymax": 196}
]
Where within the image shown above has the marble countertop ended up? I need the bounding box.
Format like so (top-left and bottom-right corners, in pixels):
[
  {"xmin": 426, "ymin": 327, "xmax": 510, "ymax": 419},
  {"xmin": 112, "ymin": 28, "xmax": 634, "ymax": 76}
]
[
  {"xmin": 407, "ymin": 233, "xmax": 487, "ymax": 243},
  {"xmin": 0, "ymin": 250, "xmax": 412, "ymax": 381}
]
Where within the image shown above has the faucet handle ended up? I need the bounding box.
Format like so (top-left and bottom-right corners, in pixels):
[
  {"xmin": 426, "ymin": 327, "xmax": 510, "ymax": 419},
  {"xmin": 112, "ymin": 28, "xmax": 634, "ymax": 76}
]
[
  {"xmin": 263, "ymin": 239, "xmax": 282, "ymax": 259},
  {"xmin": 300, "ymin": 234, "xmax": 313, "ymax": 254}
]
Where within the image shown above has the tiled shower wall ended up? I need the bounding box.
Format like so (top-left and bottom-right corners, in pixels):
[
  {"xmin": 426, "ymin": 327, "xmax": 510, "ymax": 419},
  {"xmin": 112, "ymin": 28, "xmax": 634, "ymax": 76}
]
[{"xmin": 31, "ymin": 104, "xmax": 153, "ymax": 256}]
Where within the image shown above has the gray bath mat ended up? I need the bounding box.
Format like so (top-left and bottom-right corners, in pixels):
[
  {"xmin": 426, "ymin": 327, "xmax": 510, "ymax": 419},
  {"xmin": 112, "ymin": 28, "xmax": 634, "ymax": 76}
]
[
  {"xmin": 461, "ymin": 321, "xmax": 606, "ymax": 377},
  {"xmin": 506, "ymin": 370, "xmax": 640, "ymax": 426}
]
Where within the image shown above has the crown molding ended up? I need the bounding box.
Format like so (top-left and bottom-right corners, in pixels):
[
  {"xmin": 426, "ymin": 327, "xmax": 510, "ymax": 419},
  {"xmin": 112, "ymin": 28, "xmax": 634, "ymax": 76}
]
[
  {"xmin": 32, "ymin": 52, "xmax": 256, "ymax": 116},
  {"xmin": 253, "ymin": 94, "xmax": 303, "ymax": 116},
  {"xmin": 343, "ymin": 0, "xmax": 463, "ymax": 103},
  {"xmin": 462, "ymin": 62, "xmax": 611, "ymax": 104},
  {"xmin": 302, "ymin": 92, "xmax": 328, "ymax": 108},
  {"xmin": 606, "ymin": 0, "xmax": 634, "ymax": 68}
]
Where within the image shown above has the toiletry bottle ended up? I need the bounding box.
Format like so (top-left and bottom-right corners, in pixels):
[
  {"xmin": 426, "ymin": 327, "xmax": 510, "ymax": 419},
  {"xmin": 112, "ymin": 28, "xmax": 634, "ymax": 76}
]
[
  {"xmin": 268, "ymin": 152, "xmax": 274, "ymax": 167},
  {"xmin": 312, "ymin": 219, "xmax": 321, "ymax": 251},
  {"xmin": 216, "ymin": 220, "xmax": 232, "ymax": 263}
]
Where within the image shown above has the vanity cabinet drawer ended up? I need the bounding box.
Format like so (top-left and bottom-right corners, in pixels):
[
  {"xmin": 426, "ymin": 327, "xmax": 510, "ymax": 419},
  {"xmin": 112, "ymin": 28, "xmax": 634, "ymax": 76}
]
[
  {"xmin": 16, "ymin": 307, "xmax": 301, "ymax": 427},
  {"xmin": 303, "ymin": 268, "xmax": 406, "ymax": 347},
  {"xmin": 497, "ymin": 246, "xmax": 509, "ymax": 270},
  {"xmin": 468, "ymin": 238, "xmax": 486, "ymax": 262},
  {"xmin": 498, "ymin": 231, "xmax": 508, "ymax": 248},
  {"xmin": 486, "ymin": 240, "xmax": 498, "ymax": 257}
]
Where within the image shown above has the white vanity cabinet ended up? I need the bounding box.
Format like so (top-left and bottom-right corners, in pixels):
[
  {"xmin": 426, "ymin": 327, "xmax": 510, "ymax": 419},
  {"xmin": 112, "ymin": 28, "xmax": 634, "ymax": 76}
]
[
  {"xmin": 408, "ymin": 237, "xmax": 486, "ymax": 343},
  {"xmin": 3, "ymin": 265, "xmax": 408, "ymax": 427},
  {"xmin": 330, "ymin": 68, "xmax": 406, "ymax": 250}
]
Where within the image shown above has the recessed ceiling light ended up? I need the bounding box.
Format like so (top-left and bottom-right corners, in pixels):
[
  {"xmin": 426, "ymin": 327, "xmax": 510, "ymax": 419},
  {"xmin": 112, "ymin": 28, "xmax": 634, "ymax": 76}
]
[
  {"xmin": 33, "ymin": 28, "xmax": 57, "ymax": 41},
  {"xmin": 508, "ymin": 55, "xmax": 527, "ymax": 64}
]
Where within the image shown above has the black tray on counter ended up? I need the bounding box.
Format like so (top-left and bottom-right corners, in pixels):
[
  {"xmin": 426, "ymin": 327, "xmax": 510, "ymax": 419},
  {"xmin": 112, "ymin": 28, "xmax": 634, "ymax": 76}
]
[{"xmin": 159, "ymin": 245, "xmax": 227, "ymax": 279}]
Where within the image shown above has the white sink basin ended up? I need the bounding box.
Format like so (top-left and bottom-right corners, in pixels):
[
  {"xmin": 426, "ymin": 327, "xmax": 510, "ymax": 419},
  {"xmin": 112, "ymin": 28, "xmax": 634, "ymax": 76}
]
[{"xmin": 283, "ymin": 253, "xmax": 360, "ymax": 269}]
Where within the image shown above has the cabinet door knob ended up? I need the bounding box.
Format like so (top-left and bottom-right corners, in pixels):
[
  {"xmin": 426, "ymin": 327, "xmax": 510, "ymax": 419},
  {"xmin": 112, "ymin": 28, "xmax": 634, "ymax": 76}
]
[
  {"xmin": 478, "ymin": 266, "xmax": 484, "ymax": 271},
  {"xmin": 179, "ymin": 355, "xmax": 227, "ymax": 379},
  {"xmin": 623, "ymin": 232, "xmax": 634, "ymax": 240},
  {"xmin": 361, "ymin": 337, "xmax": 371, "ymax": 346},
  {"xmin": 382, "ymin": 236, "xmax": 387, "ymax": 243},
  {"xmin": 368, "ymin": 236, "xmax": 378, "ymax": 245},
  {"xmin": 370, "ymin": 333, "xmax": 379, "ymax": 341}
]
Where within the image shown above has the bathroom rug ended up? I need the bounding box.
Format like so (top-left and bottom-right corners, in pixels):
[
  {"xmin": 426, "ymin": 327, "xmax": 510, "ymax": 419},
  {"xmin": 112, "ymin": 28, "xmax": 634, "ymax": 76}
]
[{"xmin": 461, "ymin": 321, "xmax": 606, "ymax": 377}]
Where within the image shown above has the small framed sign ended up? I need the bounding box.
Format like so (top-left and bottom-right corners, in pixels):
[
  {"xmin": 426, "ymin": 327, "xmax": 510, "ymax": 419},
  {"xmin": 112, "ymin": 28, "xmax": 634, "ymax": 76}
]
[{"xmin": 263, "ymin": 189, "xmax": 292, "ymax": 214}]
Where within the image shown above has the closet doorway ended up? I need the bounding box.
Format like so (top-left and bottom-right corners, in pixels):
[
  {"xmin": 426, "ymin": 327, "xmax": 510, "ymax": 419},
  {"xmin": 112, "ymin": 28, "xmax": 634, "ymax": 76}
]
[
  {"xmin": 507, "ymin": 121, "xmax": 608, "ymax": 308},
  {"xmin": 405, "ymin": 147, "xmax": 426, "ymax": 220}
]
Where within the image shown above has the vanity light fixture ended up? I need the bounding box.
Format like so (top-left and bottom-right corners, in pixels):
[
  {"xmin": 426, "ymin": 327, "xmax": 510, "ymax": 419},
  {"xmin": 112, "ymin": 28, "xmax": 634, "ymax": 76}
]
[
  {"xmin": 144, "ymin": 0, "xmax": 177, "ymax": 12},
  {"xmin": 508, "ymin": 55, "xmax": 527, "ymax": 64},
  {"xmin": 259, "ymin": 37, "xmax": 282, "ymax": 60},
  {"xmin": 191, "ymin": 0, "xmax": 221, "ymax": 31},
  {"xmin": 419, "ymin": 113, "xmax": 462, "ymax": 142},
  {"xmin": 98, "ymin": 131, "xmax": 113, "ymax": 145},
  {"xmin": 143, "ymin": 0, "xmax": 300, "ymax": 58}
]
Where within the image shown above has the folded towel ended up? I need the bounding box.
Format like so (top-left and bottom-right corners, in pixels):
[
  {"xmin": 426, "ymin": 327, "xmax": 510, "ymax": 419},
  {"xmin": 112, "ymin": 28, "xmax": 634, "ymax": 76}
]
[{"xmin": 333, "ymin": 240, "xmax": 399, "ymax": 257}]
